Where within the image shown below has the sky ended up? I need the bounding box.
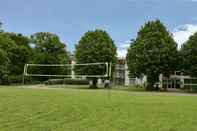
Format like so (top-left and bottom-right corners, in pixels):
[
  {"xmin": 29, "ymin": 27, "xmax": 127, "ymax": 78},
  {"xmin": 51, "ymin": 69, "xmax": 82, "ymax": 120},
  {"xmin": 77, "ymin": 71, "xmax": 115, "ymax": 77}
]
[{"xmin": 1, "ymin": 0, "xmax": 197, "ymax": 57}]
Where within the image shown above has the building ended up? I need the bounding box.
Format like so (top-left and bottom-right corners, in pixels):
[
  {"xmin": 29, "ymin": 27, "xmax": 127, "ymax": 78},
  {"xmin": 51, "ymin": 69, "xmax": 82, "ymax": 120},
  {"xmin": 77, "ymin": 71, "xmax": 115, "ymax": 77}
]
[
  {"xmin": 114, "ymin": 57, "xmax": 197, "ymax": 89},
  {"xmin": 160, "ymin": 73, "xmax": 197, "ymax": 89},
  {"xmin": 114, "ymin": 58, "xmax": 126, "ymax": 85},
  {"xmin": 113, "ymin": 58, "xmax": 146, "ymax": 87}
]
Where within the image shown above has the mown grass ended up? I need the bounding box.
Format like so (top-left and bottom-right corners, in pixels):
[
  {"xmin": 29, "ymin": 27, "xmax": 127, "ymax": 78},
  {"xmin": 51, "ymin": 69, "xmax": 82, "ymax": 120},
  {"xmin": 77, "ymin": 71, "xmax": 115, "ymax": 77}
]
[{"xmin": 0, "ymin": 86, "xmax": 197, "ymax": 131}]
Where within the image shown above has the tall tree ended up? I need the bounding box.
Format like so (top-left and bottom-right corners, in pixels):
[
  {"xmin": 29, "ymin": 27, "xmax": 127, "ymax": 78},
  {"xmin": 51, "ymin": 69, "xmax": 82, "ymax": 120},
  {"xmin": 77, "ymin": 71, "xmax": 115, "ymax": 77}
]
[
  {"xmin": 180, "ymin": 32, "xmax": 197, "ymax": 77},
  {"xmin": 30, "ymin": 32, "xmax": 69, "ymax": 79},
  {"xmin": 0, "ymin": 32, "xmax": 16, "ymax": 84},
  {"xmin": 75, "ymin": 29, "xmax": 117, "ymax": 88},
  {"xmin": 5, "ymin": 33, "xmax": 32, "ymax": 76},
  {"xmin": 127, "ymin": 20, "xmax": 178, "ymax": 90},
  {"xmin": 0, "ymin": 49, "xmax": 9, "ymax": 84}
]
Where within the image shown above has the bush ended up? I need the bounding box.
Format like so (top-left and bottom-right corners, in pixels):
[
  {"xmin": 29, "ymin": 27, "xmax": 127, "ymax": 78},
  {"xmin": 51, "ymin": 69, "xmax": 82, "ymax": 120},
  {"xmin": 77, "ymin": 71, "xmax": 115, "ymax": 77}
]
[
  {"xmin": 44, "ymin": 79, "xmax": 64, "ymax": 85},
  {"xmin": 64, "ymin": 79, "xmax": 89, "ymax": 85},
  {"xmin": 8, "ymin": 75, "xmax": 23, "ymax": 84},
  {"xmin": 191, "ymin": 85, "xmax": 197, "ymax": 92},
  {"xmin": 183, "ymin": 84, "xmax": 197, "ymax": 93},
  {"xmin": 44, "ymin": 79, "xmax": 89, "ymax": 85}
]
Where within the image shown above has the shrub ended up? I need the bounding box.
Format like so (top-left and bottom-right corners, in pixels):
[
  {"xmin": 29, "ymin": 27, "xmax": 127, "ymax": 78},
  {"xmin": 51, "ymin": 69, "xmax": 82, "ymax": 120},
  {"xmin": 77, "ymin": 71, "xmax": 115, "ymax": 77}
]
[
  {"xmin": 191, "ymin": 85, "xmax": 197, "ymax": 92},
  {"xmin": 44, "ymin": 79, "xmax": 89, "ymax": 85},
  {"xmin": 64, "ymin": 79, "xmax": 89, "ymax": 85},
  {"xmin": 44, "ymin": 79, "xmax": 64, "ymax": 85},
  {"xmin": 8, "ymin": 75, "xmax": 23, "ymax": 83},
  {"xmin": 183, "ymin": 84, "xmax": 197, "ymax": 93}
]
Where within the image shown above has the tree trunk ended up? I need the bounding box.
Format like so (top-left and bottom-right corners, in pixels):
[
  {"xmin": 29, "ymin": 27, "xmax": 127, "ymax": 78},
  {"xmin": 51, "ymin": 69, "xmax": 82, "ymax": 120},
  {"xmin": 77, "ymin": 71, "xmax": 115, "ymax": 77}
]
[
  {"xmin": 146, "ymin": 82, "xmax": 154, "ymax": 91},
  {"xmin": 89, "ymin": 78, "xmax": 98, "ymax": 89},
  {"xmin": 146, "ymin": 74, "xmax": 159, "ymax": 91}
]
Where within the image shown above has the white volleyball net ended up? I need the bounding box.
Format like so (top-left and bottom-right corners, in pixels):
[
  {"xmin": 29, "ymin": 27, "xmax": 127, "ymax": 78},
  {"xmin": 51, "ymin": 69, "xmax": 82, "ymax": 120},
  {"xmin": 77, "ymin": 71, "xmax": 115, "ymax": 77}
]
[{"xmin": 23, "ymin": 62, "xmax": 111, "ymax": 78}]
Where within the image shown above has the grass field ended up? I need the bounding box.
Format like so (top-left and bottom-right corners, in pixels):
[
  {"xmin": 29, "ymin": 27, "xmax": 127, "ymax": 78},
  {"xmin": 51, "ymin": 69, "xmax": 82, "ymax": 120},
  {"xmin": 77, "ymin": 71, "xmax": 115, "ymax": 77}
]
[{"xmin": 0, "ymin": 85, "xmax": 197, "ymax": 131}]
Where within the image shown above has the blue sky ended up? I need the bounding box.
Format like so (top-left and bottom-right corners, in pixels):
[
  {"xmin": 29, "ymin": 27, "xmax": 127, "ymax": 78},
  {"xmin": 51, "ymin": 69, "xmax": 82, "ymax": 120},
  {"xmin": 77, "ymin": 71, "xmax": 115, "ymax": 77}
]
[{"xmin": 1, "ymin": 0, "xmax": 197, "ymax": 57}]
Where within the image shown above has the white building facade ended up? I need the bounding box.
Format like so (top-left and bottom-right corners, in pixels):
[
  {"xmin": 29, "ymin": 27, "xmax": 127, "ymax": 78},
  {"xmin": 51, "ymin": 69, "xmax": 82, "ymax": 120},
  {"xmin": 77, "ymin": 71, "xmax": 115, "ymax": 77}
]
[
  {"xmin": 114, "ymin": 57, "xmax": 147, "ymax": 87},
  {"xmin": 115, "ymin": 57, "xmax": 197, "ymax": 89}
]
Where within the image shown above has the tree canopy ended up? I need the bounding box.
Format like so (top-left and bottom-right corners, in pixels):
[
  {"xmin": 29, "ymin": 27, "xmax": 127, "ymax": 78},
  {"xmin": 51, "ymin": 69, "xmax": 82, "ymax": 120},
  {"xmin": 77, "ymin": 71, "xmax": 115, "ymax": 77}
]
[
  {"xmin": 0, "ymin": 31, "xmax": 33, "ymax": 83},
  {"xmin": 6, "ymin": 33, "xmax": 32, "ymax": 76},
  {"xmin": 29, "ymin": 32, "xmax": 70, "ymax": 79},
  {"xmin": 0, "ymin": 48, "xmax": 9, "ymax": 84},
  {"xmin": 75, "ymin": 29, "xmax": 117, "ymax": 88},
  {"xmin": 127, "ymin": 20, "xmax": 178, "ymax": 90},
  {"xmin": 180, "ymin": 32, "xmax": 197, "ymax": 77},
  {"xmin": 31, "ymin": 32, "xmax": 69, "ymax": 64}
]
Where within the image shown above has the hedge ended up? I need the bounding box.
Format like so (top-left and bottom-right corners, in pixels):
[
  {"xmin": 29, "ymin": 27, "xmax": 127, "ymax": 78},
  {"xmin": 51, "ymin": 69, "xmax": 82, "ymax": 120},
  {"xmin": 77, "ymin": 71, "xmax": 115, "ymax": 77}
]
[{"xmin": 44, "ymin": 78, "xmax": 89, "ymax": 85}]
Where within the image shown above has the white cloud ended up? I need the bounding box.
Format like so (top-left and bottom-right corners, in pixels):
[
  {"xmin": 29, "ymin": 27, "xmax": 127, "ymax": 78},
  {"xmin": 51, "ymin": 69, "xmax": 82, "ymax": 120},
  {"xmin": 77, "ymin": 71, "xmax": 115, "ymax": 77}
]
[
  {"xmin": 117, "ymin": 49, "xmax": 127, "ymax": 58},
  {"xmin": 173, "ymin": 24, "xmax": 197, "ymax": 49},
  {"xmin": 117, "ymin": 40, "xmax": 131, "ymax": 58}
]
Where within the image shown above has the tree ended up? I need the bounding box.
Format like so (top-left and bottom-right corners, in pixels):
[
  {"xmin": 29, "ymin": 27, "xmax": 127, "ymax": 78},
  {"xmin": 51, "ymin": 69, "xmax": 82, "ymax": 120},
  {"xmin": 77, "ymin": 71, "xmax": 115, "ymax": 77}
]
[
  {"xmin": 75, "ymin": 29, "xmax": 117, "ymax": 88},
  {"xmin": 0, "ymin": 49, "xmax": 9, "ymax": 84},
  {"xmin": 0, "ymin": 32, "xmax": 16, "ymax": 84},
  {"xmin": 0, "ymin": 32, "xmax": 32, "ymax": 83},
  {"xmin": 180, "ymin": 32, "xmax": 197, "ymax": 77},
  {"xmin": 5, "ymin": 33, "xmax": 32, "ymax": 76},
  {"xmin": 30, "ymin": 32, "xmax": 69, "ymax": 80},
  {"xmin": 0, "ymin": 22, "xmax": 32, "ymax": 83},
  {"xmin": 127, "ymin": 20, "xmax": 178, "ymax": 90}
]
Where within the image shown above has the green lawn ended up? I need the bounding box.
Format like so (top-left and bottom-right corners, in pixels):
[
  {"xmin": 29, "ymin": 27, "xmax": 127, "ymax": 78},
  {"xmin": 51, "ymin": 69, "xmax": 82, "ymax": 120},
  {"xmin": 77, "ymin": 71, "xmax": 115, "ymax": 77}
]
[{"xmin": 0, "ymin": 86, "xmax": 197, "ymax": 131}]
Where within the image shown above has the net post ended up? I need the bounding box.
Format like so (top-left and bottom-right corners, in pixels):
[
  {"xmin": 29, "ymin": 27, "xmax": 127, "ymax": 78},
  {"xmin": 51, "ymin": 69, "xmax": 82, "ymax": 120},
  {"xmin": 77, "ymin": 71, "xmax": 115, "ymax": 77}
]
[
  {"xmin": 109, "ymin": 62, "xmax": 112, "ymax": 78},
  {"xmin": 106, "ymin": 62, "xmax": 112, "ymax": 99},
  {"xmin": 71, "ymin": 61, "xmax": 75, "ymax": 79},
  {"xmin": 22, "ymin": 64, "xmax": 28, "ymax": 85},
  {"xmin": 106, "ymin": 62, "xmax": 109, "ymax": 77}
]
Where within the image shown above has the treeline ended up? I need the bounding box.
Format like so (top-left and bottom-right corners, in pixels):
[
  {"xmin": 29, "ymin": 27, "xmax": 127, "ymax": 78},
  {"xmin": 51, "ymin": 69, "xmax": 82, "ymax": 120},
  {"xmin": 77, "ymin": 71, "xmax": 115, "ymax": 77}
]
[
  {"xmin": 0, "ymin": 23, "xmax": 70, "ymax": 84},
  {"xmin": 1, "ymin": 20, "xmax": 197, "ymax": 89}
]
